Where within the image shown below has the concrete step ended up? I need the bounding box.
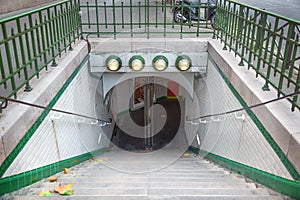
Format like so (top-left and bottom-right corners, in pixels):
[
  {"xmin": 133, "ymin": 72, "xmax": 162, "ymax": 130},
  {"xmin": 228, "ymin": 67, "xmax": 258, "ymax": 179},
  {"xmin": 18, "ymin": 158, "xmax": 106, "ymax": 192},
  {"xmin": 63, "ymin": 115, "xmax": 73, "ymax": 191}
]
[
  {"xmin": 10, "ymin": 150, "xmax": 283, "ymax": 199},
  {"xmin": 56, "ymin": 175, "xmax": 249, "ymax": 184},
  {"xmin": 39, "ymin": 181, "xmax": 257, "ymax": 190},
  {"xmin": 13, "ymin": 195, "xmax": 283, "ymax": 200}
]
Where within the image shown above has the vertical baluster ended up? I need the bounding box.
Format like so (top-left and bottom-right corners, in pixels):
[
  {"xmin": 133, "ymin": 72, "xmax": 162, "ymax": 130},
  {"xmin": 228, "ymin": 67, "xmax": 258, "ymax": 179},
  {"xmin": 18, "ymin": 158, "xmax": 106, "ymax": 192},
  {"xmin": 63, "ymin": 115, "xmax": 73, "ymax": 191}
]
[
  {"xmin": 239, "ymin": 7, "xmax": 248, "ymax": 66},
  {"xmin": 74, "ymin": 0, "xmax": 80, "ymax": 38},
  {"xmin": 278, "ymin": 23, "xmax": 296, "ymax": 93},
  {"xmin": 156, "ymin": 1, "xmax": 159, "ymax": 28},
  {"xmin": 104, "ymin": 1, "xmax": 107, "ymax": 29},
  {"xmin": 245, "ymin": 8, "xmax": 251, "ymax": 54},
  {"xmin": 292, "ymin": 63, "xmax": 300, "ymax": 111},
  {"xmin": 138, "ymin": 2, "xmax": 141, "ymax": 28},
  {"xmin": 17, "ymin": 19, "xmax": 31, "ymax": 91},
  {"xmin": 130, "ymin": 0, "xmax": 133, "ymax": 37},
  {"xmin": 234, "ymin": 9, "xmax": 239, "ymax": 55},
  {"xmin": 2, "ymin": 23, "xmax": 17, "ymax": 97},
  {"xmin": 255, "ymin": 13, "xmax": 267, "ymax": 76},
  {"xmin": 48, "ymin": 8, "xmax": 57, "ymax": 66},
  {"xmin": 197, "ymin": 4, "xmax": 200, "ymax": 37},
  {"xmin": 66, "ymin": 3, "xmax": 72, "ymax": 49},
  {"xmin": 163, "ymin": 0, "xmax": 166, "ymax": 37},
  {"xmin": 44, "ymin": 16, "xmax": 51, "ymax": 55},
  {"xmin": 247, "ymin": 10, "xmax": 258, "ymax": 69},
  {"xmin": 0, "ymin": 48, "xmax": 7, "ymax": 89},
  {"xmin": 35, "ymin": 20, "xmax": 42, "ymax": 62},
  {"xmin": 262, "ymin": 18, "xmax": 279, "ymax": 90},
  {"xmin": 11, "ymin": 28, "xmax": 21, "ymax": 78},
  {"xmin": 69, "ymin": 0, "xmax": 76, "ymax": 44},
  {"xmin": 147, "ymin": 0, "xmax": 150, "ymax": 39},
  {"xmin": 39, "ymin": 12, "xmax": 47, "ymax": 70},
  {"xmin": 24, "ymin": 24, "xmax": 33, "ymax": 70},
  {"xmin": 112, "ymin": 0, "xmax": 116, "ymax": 39},
  {"xmin": 288, "ymin": 35, "xmax": 298, "ymax": 87},
  {"xmin": 60, "ymin": 5, "xmax": 67, "ymax": 52},
  {"xmin": 59, "ymin": 5, "xmax": 66, "ymax": 52},
  {"xmin": 87, "ymin": 2, "xmax": 91, "ymax": 29},
  {"xmin": 222, "ymin": 4, "xmax": 230, "ymax": 50},
  {"xmin": 121, "ymin": 2, "xmax": 124, "ymax": 29},
  {"xmin": 28, "ymin": 14, "xmax": 39, "ymax": 75},
  {"xmin": 54, "ymin": 6, "xmax": 61, "ymax": 57},
  {"xmin": 95, "ymin": 0, "xmax": 100, "ymax": 36},
  {"xmin": 274, "ymin": 29, "xmax": 284, "ymax": 79},
  {"xmin": 263, "ymin": 22, "xmax": 271, "ymax": 69}
]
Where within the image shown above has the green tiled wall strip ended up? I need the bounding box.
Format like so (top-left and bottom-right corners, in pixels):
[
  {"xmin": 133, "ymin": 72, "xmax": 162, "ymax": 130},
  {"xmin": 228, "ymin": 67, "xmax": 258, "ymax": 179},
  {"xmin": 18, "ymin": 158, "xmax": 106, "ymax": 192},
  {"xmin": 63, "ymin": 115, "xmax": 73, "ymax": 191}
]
[
  {"xmin": 189, "ymin": 146, "xmax": 300, "ymax": 199},
  {"xmin": 208, "ymin": 55, "xmax": 300, "ymax": 181},
  {"xmin": 0, "ymin": 147, "xmax": 108, "ymax": 196},
  {"xmin": 0, "ymin": 54, "xmax": 89, "ymax": 178}
]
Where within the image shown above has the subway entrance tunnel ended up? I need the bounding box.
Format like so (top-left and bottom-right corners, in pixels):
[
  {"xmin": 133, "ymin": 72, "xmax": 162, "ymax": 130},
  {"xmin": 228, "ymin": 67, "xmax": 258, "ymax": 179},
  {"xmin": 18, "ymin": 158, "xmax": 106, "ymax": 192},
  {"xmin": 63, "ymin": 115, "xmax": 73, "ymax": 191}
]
[{"xmin": 102, "ymin": 76, "xmax": 190, "ymax": 152}]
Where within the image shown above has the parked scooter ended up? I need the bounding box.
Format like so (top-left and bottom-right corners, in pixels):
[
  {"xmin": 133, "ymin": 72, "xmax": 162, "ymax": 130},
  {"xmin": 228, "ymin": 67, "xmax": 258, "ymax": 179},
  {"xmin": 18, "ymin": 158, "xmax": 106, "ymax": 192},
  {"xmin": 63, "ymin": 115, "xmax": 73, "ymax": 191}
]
[{"xmin": 173, "ymin": 0, "xmax": 216, "ymax": 27}]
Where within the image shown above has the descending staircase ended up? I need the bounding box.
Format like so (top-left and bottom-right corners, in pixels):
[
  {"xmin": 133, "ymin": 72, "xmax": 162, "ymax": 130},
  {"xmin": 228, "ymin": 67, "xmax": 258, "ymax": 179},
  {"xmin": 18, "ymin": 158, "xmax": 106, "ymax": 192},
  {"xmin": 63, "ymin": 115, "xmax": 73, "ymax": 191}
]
[{"xmin": 10, "ymin": 149, "xmax": 283, "ymax": 200}]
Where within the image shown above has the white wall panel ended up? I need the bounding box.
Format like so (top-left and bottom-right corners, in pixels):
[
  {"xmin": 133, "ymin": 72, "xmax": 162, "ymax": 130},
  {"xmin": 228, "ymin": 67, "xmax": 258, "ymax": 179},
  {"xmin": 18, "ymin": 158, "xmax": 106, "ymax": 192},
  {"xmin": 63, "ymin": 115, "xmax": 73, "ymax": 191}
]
[
  {"xmin": 197, "ymin": 60, "xmax": 292, "ymax": 179},
  {"xmin": 4, "ymin": 63, "xmax": 112, "ymax": 177}
]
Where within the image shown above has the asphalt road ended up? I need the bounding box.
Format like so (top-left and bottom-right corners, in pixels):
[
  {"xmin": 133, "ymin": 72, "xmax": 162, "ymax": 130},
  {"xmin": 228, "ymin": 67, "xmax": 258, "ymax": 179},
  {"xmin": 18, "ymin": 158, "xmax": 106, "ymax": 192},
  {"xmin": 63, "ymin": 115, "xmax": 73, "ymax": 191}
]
[{"xmin": 236, "ymin": 0, "xmax": 300, "ymax": 21}]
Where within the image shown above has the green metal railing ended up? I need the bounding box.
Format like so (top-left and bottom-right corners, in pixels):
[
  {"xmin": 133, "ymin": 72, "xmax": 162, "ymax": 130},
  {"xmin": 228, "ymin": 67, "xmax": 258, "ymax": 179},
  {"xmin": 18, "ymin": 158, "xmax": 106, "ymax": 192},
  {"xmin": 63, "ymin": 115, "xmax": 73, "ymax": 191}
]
[
  {"xmin": 0, "ymin": 0, "xmax": 81, "ymax": 103},
  {"xmin": 214, "ymin": 0, "xmax": 300, "ymax": 111},
  {"xmin": 79, "ymin": 0, "xmax": 214, "ymax": 38},
  {"xmin": 1, "ymin": 0, "xmax": 299, "ymax": 111}
]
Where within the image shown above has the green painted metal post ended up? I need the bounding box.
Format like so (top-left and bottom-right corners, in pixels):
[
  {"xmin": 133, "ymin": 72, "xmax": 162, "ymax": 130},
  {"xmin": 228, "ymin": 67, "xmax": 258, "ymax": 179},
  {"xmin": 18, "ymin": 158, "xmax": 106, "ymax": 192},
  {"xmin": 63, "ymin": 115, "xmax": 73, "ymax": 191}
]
[
  {"xmin": 0, "ymin": 50, "xmax": 7, "ymax": 89},
  {"xmin": 11, "ymin": 28, "xmax": 21, "ymax": 78},
  {"xmin": 96, "ymin": 0, "xmax": 100, "ymax": 36},
  {"xmin": 112, "ymin": 0, "xmax": 117, "ymax": 39},
  {"xmin": 1, "ymin": 23, "xmax": 17, "ymax": 98}
]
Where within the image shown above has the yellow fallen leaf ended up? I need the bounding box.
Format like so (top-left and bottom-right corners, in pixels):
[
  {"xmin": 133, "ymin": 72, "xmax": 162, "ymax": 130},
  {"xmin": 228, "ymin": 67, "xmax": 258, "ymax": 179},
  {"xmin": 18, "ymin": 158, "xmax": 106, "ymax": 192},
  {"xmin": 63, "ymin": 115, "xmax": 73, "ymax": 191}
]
[
  {"xmin": 96, "ymin": 159, "xmax": 103, "ymax": 162},
  {"xmin": 54, "ymin": 183, "xmax": 74, "ymax": 195},
  {"xmin": 48, "ymin": 176, "xmax": 57, "ymax": 182},
  {"xmin": 64, "ymin": 168, "xmax": 69, "ymax": 174},
  {"xmin": 183, "ymin": 153, "xmax": 190, "ymax": 157},
  {"xmin": 65, "ymin": 183, "xmax": 73, "ymax": 190},
  {"xmin": 39, "ymin": 190, "xmax": 52, "ymax": 196}
]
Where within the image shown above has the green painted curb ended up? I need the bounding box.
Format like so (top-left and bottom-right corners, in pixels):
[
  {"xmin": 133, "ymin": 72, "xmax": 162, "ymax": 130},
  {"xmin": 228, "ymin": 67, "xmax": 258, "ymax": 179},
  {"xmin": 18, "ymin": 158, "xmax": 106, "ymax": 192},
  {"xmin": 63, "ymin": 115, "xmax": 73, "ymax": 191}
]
[
  {"xmin": 189, "ymin": 146, "xmax": 300, "ymax": 200},
  {"xmin": 0, "ymin": 147, "xmax": 108, "ymax": 196},
  {"xmin": 208, "ymin": 54, "xmax": 300, "ymax": 181},
  {"xmin": 0, "ymin": 54, "xmax": 89, "ymax": 177}
]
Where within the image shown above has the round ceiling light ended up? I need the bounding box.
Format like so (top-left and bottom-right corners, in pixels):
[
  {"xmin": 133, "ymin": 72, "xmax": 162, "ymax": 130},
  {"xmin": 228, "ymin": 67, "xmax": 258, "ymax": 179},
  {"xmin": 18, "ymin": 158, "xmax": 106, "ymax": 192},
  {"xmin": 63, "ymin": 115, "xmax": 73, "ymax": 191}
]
[
  {"xmin": 106, "ymin": 55, "xmax": 122, "ymax": 71},
  {"xmin": 176, "ymin": 55, "xmax": 192, "ymax": 71},
  {"xmin": 129, "ymin": 55, "xmax": 145, "ymax": 71},
  {"xmin": 152, "ymin": 55, "xmax": 168, "ymax": 71}
]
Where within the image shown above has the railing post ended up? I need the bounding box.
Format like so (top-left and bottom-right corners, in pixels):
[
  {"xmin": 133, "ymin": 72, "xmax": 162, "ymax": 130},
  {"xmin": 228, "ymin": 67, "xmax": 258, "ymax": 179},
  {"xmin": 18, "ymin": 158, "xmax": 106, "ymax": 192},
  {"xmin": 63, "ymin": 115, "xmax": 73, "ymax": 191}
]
[
  {"xmin": 238, "ymin": 5, "xmax": 245, "ymax": 66},
  {"xmin": 1, "ymin": 23, "xmax": 17, "ymax": 97},
  {"xmin": 284, "ymin": 23, "xmax": 296, "ymax": 70},
  {"xmin": 255, "ymin": 11, "xmax": 266, "ymax": 51}
]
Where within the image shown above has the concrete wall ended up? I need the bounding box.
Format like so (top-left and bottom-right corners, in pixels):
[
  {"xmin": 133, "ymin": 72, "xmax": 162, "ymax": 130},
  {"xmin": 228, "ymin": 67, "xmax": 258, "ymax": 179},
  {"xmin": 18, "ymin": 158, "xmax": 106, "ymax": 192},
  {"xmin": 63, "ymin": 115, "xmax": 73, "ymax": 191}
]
[
  {"xmin": 3, "ymin": 51, "xmax": 113, "ymax": 177},
  {"xmin": 195, "ymin": 59, "xmax": 292, "ymax": 179},
  {"xmin": 207, "ymin": 39, "xmax": 300, "ymax": 177},
  {"xmin": 0, "ymin": 0, "xmax": 60, "ymax": 15}
]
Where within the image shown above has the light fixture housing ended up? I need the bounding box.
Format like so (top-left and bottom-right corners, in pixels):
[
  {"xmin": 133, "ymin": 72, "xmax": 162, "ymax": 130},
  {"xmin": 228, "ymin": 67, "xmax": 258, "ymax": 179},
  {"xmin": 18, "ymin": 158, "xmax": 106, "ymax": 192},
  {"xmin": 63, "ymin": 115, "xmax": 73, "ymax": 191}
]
[
  {"xmin": 175, "ymin": 55, "xmax": 192, "ymax": 71},
  {"xmin": 129, "ymin": 55, "xmax": 145, "ymax": 71},
  {"xmin": 106, "ymin": 55, "xmax": 122, "ymax": 71},
  {"xmin": 152, "ymin": 55, "xmax": 168, "ymax": 71}
]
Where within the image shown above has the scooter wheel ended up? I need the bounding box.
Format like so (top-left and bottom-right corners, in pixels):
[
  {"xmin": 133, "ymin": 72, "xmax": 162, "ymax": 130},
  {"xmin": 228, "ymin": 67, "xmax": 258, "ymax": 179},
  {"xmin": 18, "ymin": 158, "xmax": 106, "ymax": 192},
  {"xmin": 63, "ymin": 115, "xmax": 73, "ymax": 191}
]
[{"xmin": 173, "ymin": 9, "xmax": 188, "ymax": 23}]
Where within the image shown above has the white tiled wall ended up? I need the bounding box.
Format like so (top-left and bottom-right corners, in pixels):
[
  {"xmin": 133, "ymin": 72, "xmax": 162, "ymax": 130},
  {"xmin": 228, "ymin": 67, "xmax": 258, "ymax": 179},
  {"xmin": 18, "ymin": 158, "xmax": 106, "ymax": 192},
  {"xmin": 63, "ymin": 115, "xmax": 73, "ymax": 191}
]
[
  {"xmin": 4, "ymin": 63, "xmax": 112, "ymax": 177},
  {"xmin": 196, "ymin": 59, "xmax": 292, "ymax": 179}
]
